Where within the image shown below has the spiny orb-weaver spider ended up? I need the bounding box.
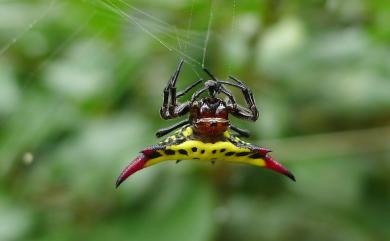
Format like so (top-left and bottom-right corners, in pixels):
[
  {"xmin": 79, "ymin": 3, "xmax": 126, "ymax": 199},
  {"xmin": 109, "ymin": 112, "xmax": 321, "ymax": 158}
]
[{"xmin": 116, "ymin": 59, "xmax": 295, "ymax": 187}]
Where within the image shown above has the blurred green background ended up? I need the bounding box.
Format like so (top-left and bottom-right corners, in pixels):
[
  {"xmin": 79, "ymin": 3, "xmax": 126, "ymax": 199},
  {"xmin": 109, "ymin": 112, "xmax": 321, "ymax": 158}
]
[{"xmin": 1, "ymin": 0, "xmax": 389, "ymax": 241}]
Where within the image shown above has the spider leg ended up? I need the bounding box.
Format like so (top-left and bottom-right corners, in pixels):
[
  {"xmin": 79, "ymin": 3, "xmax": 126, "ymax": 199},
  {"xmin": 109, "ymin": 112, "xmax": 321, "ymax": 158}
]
[
  {"xmin": 161, "ymin": 60, "xmax": 183, "ymax": 110},
  {"xmin": 176, "ymin": 79, "xmax": 203, "ymax": 98},
  {"xmin": 160, "ymin": 59, "xmax": 191, "ymax": 119},
  {"xmin": 218, "ymin": 80, "xmax": 241, "ymax": 88},
  {"xmin": 219, "ymin": 86, "xmax": 237, "ymax": 107},
  {"xmin": 190, "ymin": 86, "xmax": 209, "ymax": 102},
  {"xmin": 228, "ymin": 76, "xmax": 257, "ymax": 109},
  {"xmin": 220, "ymin": 76, "xmax": 259, "ymax": 121},
  {"xmin": 169, "ymin": 59, "xmax": 185, "ymax": 106},
  {"xmin": 230, "ymin": 124, "xmax": 251, "ymax": 138},
  {"xmin": 228, "ymin": 104, "xmax": 258, "ymax": 121},
  {"xmin": 228, "ymin": 75, "xmax": 245, "ymax": 85},
  {"xmin": 203, "ymin": 68, "xmax": 218, "ymax": 81},
  {"xmin": 160, "ymin": 101, "xmax": 191, "ymax": 119},
  {"xmin": 155, "ymin": 119, "xmax": 189, "ymax": 138}
]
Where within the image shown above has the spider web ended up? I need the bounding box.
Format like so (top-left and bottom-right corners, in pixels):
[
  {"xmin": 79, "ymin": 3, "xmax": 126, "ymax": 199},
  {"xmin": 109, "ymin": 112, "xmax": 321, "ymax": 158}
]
[
  {"xmin": 0, "ymin": 0, "xmax": 227, "ymax": 145},
  {"xmin": 93, "ymin": 0, "xmax": 213, "ymax": 74},
  {"xmin": 0, "ymin": 2, "xmax": 210, "ymax": 95},
  {"xmin": 0, "ymin": 0, "xmax": 389, "ymax": 166},
  {"xmin": 0, "ymin": 0, "xmax": 216, "ymax": 71},
  {"xmin": 0, "ymin": 0, "xmax": 233, "ymax": 174}
]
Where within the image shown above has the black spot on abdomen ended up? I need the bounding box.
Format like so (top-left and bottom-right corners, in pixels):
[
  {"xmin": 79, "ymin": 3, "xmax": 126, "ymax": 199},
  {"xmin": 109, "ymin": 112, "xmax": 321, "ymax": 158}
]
[
  {"xmin": 149, "ymin": 151, "xmax": 163, "ymax": 159},
  {"xmin": 164, "ymin": 149, "xmax": 175, "ymax": 155},
  {"xmin": 225, "ymin": 152, "xmax": 235, "ymax": 156},
  {"xmin": 249, "ymin": 153, "xmax": 264, "ymax": 159},
  {"xmin": 192, "ymin": 147, "xmax": 197, "ymax": 152},
  {"xmin": 236, "ymin": 152, "xmax": 250, "ymax": 157},
  {"xmin": 178, "ymin": 149, "xmax": 188, "ymax": 155}
]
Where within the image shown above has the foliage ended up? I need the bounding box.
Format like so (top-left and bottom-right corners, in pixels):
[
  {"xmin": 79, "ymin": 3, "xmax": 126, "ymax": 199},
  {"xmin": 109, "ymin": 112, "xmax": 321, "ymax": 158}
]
[{"xmin": 0, "ymin": 0, "xmax": 389, "ymax": 240}]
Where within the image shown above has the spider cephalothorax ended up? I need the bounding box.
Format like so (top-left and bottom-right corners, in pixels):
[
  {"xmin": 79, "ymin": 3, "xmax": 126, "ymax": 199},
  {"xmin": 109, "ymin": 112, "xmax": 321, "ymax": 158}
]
[{"xmin": 116, "ymin": 59, "xmax": 295, "ymax": 187}]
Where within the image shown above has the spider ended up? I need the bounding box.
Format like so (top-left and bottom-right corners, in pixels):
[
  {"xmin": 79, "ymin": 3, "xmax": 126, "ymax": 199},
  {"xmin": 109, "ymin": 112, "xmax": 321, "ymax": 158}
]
[{"xmin": 116, "ymin": 59, "xmax": 295, "ymax": 188}]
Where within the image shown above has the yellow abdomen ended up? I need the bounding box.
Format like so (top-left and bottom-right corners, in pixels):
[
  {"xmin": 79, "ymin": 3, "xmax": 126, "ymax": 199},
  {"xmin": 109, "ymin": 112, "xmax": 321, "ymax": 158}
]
[{"xmin": 146, "ymin": 139, "xmax": 266, "ymax": 167}]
